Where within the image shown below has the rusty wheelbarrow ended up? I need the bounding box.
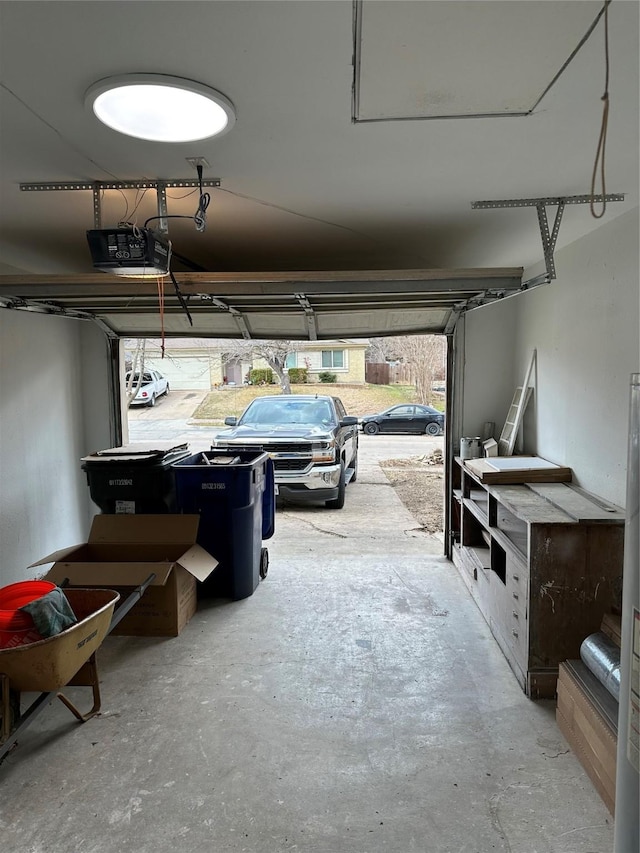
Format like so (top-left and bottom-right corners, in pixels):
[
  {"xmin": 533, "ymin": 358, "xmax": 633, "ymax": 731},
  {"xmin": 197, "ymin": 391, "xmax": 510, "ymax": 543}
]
[{"xmin": 0, "ymin": 577, "xmax": 154, "ymax": 762}]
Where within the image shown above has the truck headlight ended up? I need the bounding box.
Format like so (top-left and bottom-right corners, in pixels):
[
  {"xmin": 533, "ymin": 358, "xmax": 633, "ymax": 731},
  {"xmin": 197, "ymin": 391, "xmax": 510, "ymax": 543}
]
[{"xmin": 312, "ymin": 440, "xmax": 336, "ymax": 463}]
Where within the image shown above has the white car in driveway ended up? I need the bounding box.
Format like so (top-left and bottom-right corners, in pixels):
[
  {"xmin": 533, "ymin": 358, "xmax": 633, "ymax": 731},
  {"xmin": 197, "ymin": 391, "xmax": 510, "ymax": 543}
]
[{"xmin": 126, "ymin": 369, "xmax": 169, "ymax": 407}]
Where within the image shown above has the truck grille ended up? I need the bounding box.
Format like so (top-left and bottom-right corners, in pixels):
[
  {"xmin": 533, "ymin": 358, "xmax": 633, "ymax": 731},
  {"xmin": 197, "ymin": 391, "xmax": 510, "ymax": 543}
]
[
  {"xmin": 218, "ymin": 441, "xmax": 323, "ymax": 473},
  {"xmin": 254, "ymin": 442, "xmax": 312, "ymax": 454},
  {"xmin": 272, "ymin": 458, "xmax": 310, "ymax": 472},
  {"xmin": 253, "ymin": 443, "xmax": 315, "ymax": 472}
]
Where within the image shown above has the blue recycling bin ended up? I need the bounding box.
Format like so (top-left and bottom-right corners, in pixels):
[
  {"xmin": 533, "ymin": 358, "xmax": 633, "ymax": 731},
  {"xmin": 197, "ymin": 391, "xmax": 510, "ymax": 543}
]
[{"xmin": 173, "ymin": 449, "xmax": 275, "ymax": 600}]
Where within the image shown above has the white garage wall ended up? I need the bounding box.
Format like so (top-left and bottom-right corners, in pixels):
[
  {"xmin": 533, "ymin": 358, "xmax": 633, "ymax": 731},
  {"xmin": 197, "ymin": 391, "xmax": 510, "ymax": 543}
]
[
  {"xmin": 456, "ymin": 296, "xmax": 519, "ymax": 441},
  {"xmin": 463, "ymin": 206, "xmax": 639, "ymax": 507},
  {"xmin": 0, "ymin": 311, "xmax": 112, "ymax": 585}
]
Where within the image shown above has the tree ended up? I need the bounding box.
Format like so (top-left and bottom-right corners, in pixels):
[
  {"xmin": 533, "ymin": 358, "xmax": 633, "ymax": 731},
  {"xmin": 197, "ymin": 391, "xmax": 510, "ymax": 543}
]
[
  {"xmin": 367, "ymin": 335, "xmax": 445, "ymax": 404},
  {"xmin": 124, "ymin": 339, "xmax": 146, "ymax": 404},
  {"xmin": 392, "ymin": 335, "xmax": 445, "ymax": 405},
  {"xmin": 227, "ymin": 340, "xmax": 299, "ymax": 394},
  {"xmin": 366, "ymin": 337, "xmax": 403, "ymax": 364}
]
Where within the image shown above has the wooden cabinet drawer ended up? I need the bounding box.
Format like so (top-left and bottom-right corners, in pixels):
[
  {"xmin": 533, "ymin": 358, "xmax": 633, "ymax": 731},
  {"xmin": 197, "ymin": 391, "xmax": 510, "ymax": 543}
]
[
  {"xmin": 506, "ymin": 554, "xmax": 528, "ymax": 600},
  {"xmin": 508, "ymin": 569, "xmax": 527, "ymax": 613},
  {"xmin": 508, "ymin": 600, "xmax": 527, "ymax": 632},
  {"xmin": 507, "ymin": 582, "xmax": 526, "ymax": 616},
  {"xmin": 506, "ymin": 609, "xmax": 528, "ymax": 669}
]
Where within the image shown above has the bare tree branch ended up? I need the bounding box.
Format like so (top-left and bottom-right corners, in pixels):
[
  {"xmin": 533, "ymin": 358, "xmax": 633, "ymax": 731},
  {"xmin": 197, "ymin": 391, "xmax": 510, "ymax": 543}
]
[
  {"xmin": 225, "ymin": 339, "xmax": 300, "ymax": 394},
  {"xmin": 367, "ymin": 335, "xmax": 445, "ymax": 404},
  {"xmin": 124, "ymin": 339, "xmax": 146, "ymax": 402}
]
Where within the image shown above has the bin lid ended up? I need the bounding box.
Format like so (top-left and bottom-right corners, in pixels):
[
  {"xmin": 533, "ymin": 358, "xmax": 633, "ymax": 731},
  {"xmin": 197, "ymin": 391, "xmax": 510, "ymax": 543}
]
[{"xmin": 81, "ymin": 442, "xmax": 189, "ymax": 465}]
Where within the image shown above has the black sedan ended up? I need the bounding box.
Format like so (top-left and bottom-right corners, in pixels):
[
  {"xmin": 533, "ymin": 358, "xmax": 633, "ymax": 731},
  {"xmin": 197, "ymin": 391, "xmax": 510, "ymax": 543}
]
[{"xmin": 360, "ymin": 404, "xmax": 444, "ymax": 436}]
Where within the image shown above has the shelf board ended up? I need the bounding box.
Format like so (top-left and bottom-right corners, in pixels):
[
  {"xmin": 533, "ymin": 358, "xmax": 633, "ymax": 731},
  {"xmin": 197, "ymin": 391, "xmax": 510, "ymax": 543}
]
[
  {"xmin": 488, "ymin": 524, "xmax": 529, "ymax": 564},
  {"xmin": 463, "ymin": 497, "xmax": 489, "ymax": 527},
  {"xmin": 469, "ymin": 545, "xmax": 491, "ymax": 570},
  {"xmin": 489, "ymin": 484, "xmax": 574, "ymax": 524},
  {"xmin": 527, "ymin": 483, "xmax": 625, "ymax": 523}
]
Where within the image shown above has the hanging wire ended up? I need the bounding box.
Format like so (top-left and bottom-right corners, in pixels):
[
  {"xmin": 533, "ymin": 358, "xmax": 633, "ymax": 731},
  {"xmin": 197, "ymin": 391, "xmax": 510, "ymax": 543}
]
[
  {"xmin": 193, "ymin": 164, "xmax": 210, "ymax": 232},
  {"xmin": 115, "ymin": 188, "xmax": 130, "ymax": 221},
  {"xmin": 116, "ymin": 189, "xmax": 151, "ymax": 230},
  {"xmin": 167, "ymin": 188, "xmax": 199, "ymax": 200},
  {"xmin": 129, "ymin": 188, "xmax": 149, "ymax": 222},
  {"xmin": 143, "ymin": 213, "xmax": 198, "ymax": 230},
  {"xmin": 590, "ymin": 0, "xmax": 612, "ymax": 219}
]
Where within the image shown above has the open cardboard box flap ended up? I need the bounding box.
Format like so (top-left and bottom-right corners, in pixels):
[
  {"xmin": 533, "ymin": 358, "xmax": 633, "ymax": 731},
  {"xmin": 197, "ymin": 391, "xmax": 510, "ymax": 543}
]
[
  {"xmin": 88, "ymin": 513, "xmax": 200, "ymax": 544},
  {"xmin": 30, "ymin": 514, "xmax": 218, "ymax": 584}
]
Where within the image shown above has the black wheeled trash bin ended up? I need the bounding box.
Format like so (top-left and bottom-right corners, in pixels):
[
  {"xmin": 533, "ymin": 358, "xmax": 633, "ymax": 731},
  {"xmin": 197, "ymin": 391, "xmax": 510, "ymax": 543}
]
[
  {"xmin": 172, "ymin": 449, "xmax": 275, "ymax": 601},
  {"xmin": 81, "ymin": 443, "xmax": 191, "ymax": 514}
]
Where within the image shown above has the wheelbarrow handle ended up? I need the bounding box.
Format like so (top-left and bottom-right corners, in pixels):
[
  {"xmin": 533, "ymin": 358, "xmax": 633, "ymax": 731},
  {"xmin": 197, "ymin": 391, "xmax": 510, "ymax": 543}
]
[{"xmin": 108, "ymin": 573, "xmax": 156, "ymax": 632}]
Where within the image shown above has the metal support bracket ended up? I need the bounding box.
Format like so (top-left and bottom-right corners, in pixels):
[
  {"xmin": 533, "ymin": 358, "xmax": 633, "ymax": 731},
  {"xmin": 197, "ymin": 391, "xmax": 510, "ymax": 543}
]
[
  {"xmin": 20, "ymin": 179, "xmax": 222, "ymax": 191},
  {"xmin": 92, "ymin": 182, "xmax": 102, "ymax": 229},
  {"xmin": 536, "ymin": 200, "xmax": 564, "ymax": 280},
  {"xmin": 472, "ymin": 193, "xmax": 625, "ymax": 282},
  {"xmin": 209, "ymin": 296, "xmax": 251, "ymax": 339},
  {"xmin": 21, "ymin": 178, "xmax": 222, "ymax": 235},
  {"xmin": 156, "ymin": 181, "xmax": 168, "ymax": 234},
  {"xmin": 294, "ymin": 293, "xmax": 318, "ymax": 341}
]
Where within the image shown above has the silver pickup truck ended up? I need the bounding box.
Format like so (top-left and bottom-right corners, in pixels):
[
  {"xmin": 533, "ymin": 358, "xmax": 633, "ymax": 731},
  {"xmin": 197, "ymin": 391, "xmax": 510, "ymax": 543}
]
[{"xmin": 212, "ymin": 394, "xmax": 359, "ymax": 509}]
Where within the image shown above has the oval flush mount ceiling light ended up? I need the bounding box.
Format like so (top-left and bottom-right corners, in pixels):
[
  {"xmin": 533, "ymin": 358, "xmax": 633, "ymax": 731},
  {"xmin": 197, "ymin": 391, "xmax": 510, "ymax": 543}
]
[{"xmin": 85, "ymin": 74, "xmax": 236, "ymax": 142}]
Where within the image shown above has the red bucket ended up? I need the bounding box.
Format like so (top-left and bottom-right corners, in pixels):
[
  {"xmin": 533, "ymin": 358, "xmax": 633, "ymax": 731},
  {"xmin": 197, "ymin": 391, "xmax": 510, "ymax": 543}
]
[{"xmin": 0, "ymin": 580, "xmax": 57, "ymax": 649}]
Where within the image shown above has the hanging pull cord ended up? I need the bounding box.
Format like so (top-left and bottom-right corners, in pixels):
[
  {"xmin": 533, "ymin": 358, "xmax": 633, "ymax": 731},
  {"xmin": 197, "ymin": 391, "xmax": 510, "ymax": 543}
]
[
  {"xmin": 170, "ymin": 270, "xmax": 193, "ymax": 327},
  {"xmin": 590, "ymin": 0, "xmax": 611, "ymax": 219}
]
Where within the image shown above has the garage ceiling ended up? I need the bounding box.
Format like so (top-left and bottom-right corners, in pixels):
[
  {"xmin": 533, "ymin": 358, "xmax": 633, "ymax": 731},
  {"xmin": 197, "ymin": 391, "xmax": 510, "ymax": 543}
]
[{"xmin": 0, "ymin": 1, "xmax": 637, "ymax": 339}]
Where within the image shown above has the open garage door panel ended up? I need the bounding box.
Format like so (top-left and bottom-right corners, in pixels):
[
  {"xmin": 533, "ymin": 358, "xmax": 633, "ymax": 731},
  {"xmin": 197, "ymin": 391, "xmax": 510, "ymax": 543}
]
[{"xmin": 0, "ymin": 268, "xmax": 523, "ymax": 339}]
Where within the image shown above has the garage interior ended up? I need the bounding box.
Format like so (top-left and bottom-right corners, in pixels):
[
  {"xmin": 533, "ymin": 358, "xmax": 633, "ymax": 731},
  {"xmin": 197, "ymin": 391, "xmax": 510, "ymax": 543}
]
[{"xmin": 0, "ymin": 2, "xmax": 638, "ymax": 851}]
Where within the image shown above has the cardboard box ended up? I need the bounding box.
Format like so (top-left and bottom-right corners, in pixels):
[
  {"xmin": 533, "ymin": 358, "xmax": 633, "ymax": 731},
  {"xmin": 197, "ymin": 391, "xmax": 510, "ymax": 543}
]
[
  {"xmin": 556, "ymin": 660, "xmax": 617, "ymax": 814},
  {"xmin": 31, "ymin": 515, "xmax": 218, "ymax": 638}
]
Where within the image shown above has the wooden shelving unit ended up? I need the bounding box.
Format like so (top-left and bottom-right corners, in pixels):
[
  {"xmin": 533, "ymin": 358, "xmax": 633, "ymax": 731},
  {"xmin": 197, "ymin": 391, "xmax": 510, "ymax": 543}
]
[{"xmin": 450, "ymin": 457, "xmax": 625, "ymax": 698}]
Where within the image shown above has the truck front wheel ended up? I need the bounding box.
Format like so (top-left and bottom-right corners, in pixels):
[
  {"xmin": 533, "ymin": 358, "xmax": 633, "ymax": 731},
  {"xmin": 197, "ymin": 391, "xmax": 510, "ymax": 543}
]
[
  {"xmin": 347, "ymin": 452, "xmax": 358, "ymax": 483},
  {"xmin": 325, "ymin": 462, "xmax": 346, "ymax": 509}
]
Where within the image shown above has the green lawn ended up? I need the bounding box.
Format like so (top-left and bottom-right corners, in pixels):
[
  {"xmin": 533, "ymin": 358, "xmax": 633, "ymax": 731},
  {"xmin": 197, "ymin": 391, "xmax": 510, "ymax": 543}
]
[{"xmin": 192, "ymin": 383, "xmax": 444, "ymax": 424}]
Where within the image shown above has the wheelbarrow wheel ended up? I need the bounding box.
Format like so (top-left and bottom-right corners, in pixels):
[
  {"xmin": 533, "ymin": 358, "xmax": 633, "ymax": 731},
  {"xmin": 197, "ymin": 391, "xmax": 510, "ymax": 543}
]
[{"xmin": 260, "ymin": 548, "xmax": 269, "ymax": 580}]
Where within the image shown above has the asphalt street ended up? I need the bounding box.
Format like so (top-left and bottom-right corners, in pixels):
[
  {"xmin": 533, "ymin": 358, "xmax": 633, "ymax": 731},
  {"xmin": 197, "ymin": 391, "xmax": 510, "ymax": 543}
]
[{"xmin": 126, "ymin": 390, "xmax": 444, "ymax": 464}]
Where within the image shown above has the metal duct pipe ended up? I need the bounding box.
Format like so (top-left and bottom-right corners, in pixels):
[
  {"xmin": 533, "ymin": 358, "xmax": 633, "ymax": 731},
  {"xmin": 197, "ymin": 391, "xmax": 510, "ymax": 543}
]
[{"xmin": 580, "ymin": 632, "xmax": 621, "ymax": 700}]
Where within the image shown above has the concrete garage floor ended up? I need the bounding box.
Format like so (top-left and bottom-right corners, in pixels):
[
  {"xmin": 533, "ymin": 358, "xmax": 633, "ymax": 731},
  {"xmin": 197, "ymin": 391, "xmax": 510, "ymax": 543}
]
[{"xmin": 0, "ymin": 441, "xmax": 614, "ymax": 852}]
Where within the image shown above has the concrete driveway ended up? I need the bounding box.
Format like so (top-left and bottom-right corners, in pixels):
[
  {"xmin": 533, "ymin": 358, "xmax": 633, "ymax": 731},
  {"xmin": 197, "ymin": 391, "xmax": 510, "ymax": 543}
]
[
  {"xmin": 126, "ymin": 389, "xmax": 210, "ymax": 445},
  {"xmin": 127, "ymin": 388, "xmax": 444, "ymax": 546}
]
